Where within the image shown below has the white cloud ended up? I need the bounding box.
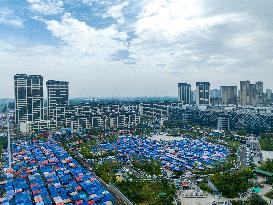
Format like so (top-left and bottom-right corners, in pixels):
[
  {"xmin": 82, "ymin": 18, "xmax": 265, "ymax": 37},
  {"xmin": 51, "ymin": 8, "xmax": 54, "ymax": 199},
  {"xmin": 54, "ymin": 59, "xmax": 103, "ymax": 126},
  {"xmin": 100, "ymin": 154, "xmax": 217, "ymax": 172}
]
[
  {"xmin": 1, "ymin": 0, "xmax": 273, "ymax": 97},
  {"xmin": 46, "ymin": 13, "xmax": 128, "ymax": 59},
  {"xmin": 227, "ymin": 30, "xmax": 273, "ymax": 53},
  {"xmin": 123, "ymin": 0, "xmax": 244, "ymax": 74},
  {"xmin": 27, "ymin": 0, "xmax": 64, "ymax": 15},
  {"xmin": 133, "ymin": 0, "xmax": 243, "ymax": 41},
  {"xmin": 104, "ymin": 1, "xmax": 129, "ymax": 24},
  {"xmin": 0, "ymin": 8, "xmax": 24, "ymax": 28}
]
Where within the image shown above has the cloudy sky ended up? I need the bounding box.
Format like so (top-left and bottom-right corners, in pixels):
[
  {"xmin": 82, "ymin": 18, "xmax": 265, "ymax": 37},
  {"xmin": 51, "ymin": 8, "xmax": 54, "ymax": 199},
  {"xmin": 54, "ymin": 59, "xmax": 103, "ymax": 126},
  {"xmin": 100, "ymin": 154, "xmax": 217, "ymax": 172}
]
[{"xmin": 0, "ymin": 0, "xmax": 273, "ymax": 98}]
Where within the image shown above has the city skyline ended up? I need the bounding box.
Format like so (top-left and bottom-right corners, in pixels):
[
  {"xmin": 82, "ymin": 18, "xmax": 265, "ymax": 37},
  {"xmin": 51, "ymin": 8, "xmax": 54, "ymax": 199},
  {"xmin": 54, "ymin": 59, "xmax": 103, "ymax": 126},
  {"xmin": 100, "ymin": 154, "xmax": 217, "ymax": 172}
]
[
  {"xmin": 1, "ymin": 1, "xmax": 273, "ymax": 97},
  {"xmin": 0, "ymin": 73, "xmax": 272, "ymax": 99}
]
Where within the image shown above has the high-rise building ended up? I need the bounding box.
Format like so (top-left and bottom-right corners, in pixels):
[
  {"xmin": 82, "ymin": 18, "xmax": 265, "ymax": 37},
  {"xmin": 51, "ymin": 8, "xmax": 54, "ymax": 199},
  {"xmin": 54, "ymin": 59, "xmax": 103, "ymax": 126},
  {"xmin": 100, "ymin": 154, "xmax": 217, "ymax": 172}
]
[
  {"xmin": 196, "ymin": 82, "xmax": 210, "ymax": 105},
  {"xmin": 240, "ymin": 81, "xmax": 251, "ymax": 106},
  {"xmin": 46, "ymin": 80, "xmax": 69, "ymax": 127},
  {"xmin": 220, "ymin": 86, "xmax": 237, "ymax": 105},
  {"xmin": 27, "ymin": 75, "xmax": 44, "ymax": 122},
  {"xmin": 266, "ymin": 89, "xmax": 272, "ymax": 100},
  {"xmin": 178, "ymin": 83, "xmax": 191, "ymax": 104},
  {"xmin": 240, "ymin": 80, "xmax": 264, "ymax": 106},
  {"xmin": 14, "ymin": 74, "xmax": 28, "ymax": 124},
  {"xmin": 255, "ymin": 81, "xmax": 263, "ymax": 104},
  {"xmin": 14, "ymin": 74, "xmax": 44, "ymax": 124}
]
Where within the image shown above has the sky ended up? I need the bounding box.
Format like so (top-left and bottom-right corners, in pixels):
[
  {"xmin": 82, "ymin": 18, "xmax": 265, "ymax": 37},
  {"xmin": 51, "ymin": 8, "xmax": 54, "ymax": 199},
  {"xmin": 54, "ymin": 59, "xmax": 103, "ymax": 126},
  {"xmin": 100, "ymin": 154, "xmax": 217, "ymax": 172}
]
[{"xmin": 0, "ymin": 0, "xmax": 273, "ymax": 98}]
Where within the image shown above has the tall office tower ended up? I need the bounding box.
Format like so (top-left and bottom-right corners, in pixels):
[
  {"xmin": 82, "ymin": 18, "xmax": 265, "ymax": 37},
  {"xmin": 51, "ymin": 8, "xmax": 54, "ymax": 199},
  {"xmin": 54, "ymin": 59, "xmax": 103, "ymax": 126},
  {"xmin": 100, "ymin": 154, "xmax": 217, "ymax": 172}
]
[
  {"xmin": 220, "ymin": 86, "xmax": 238, "ymax": 105},
  {"xmin": 266, "ymin": 89, "xmax": 272, "ymax": 100},
  {"xmin": 240, "ymin": 80, "xmax": 251, "ymax": 106},
  {"xmin": 46, "ymin": 80, "xmax": 69, "ymax": 127},
  {"xmin": 178, "ymin": 83, "xmax": 191, "ymax": 104},
  {"xmin": 27, "ymin": 75, "xmax": 44, "ymax": 121},
  {"xmin": 15, "ymin": 74, "xmax": 44, "ymax": 124},
  {"xmin": 14, "ymin": 74, "xmax": 28, "ymax": 124},
  {"xmin": 255, "ymin": 81, "xmax": 264, "ymax": 105},
  {"xmin": 250, "ymin": 83, "xmax": 257, "ymax": 105},
  {"xmin": 196, "ymin": 82, "xmax": 210, "ymax": 105}
]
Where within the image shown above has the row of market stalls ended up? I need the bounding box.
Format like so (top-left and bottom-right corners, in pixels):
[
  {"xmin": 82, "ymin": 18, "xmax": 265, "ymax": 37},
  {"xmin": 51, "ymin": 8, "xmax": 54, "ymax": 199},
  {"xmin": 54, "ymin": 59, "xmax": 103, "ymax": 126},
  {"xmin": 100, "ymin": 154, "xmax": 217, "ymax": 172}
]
[
  {"xmin": 92, "ymin": 136, "xmax": 229, "ymax": 172},
  {"xmin": 1, "ymin": 140, "xmax": 114, "ymax": 205}
]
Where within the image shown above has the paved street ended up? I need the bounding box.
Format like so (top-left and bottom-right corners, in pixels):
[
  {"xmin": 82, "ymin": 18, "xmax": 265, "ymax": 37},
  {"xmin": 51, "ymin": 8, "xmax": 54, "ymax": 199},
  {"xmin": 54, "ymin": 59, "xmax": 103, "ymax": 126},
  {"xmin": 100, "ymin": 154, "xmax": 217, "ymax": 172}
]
[
  {"xmin": 238, "ymin": 145, "xmax": 248, "ymax": 167},
  {"xmin": 179, "ymin": 193, "xmax": 232, "ymax": 205}
]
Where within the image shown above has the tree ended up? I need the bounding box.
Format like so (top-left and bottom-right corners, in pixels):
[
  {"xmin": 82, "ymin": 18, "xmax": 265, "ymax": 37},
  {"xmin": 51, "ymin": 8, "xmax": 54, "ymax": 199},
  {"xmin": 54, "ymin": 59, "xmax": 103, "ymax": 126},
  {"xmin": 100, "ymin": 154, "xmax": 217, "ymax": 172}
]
[
  {"xmin": 211, "ymin": 168, "xmax": 254, "ymax": 198},
  {"xmin": 246, "ymin": 194, "xmax": 268, "ymax": 205},
  {"xmin": 237, "ymin": 129, "xmax": 247, "ymax": 136},
  {"xmin": 260, "ymin": 159, "xmax": 273, "ymax": 172},
  {"xmin": 133, "ymin": 159, "xmax": 161, "ymax": 176},
  {"xmin": 259, "ymin": 134, "xmax": 273, "ymax": 151},
  {"xmin": 231, "ymin": 194, "xmax": 268, "ymax": 205}
]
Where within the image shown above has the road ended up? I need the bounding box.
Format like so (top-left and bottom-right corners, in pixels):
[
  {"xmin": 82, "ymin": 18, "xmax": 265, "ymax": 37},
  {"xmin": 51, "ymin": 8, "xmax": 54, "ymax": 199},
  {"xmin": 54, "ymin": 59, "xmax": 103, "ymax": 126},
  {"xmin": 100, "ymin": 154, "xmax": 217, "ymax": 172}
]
[{"xmin": 238, "ymin": 146, "xmax": 248, "ymax": 167}]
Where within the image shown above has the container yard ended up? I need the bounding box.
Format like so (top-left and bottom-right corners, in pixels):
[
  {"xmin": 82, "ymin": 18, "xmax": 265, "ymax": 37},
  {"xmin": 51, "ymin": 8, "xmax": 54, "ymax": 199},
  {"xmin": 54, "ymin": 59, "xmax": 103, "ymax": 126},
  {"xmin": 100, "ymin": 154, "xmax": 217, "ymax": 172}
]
[
  {"xmin": 91, "ymin": 136, "xmax": 230, "ymax": 172},
  {"xmin": 1, "ymin": 140, "xmax": 114, "ymax": 205}
]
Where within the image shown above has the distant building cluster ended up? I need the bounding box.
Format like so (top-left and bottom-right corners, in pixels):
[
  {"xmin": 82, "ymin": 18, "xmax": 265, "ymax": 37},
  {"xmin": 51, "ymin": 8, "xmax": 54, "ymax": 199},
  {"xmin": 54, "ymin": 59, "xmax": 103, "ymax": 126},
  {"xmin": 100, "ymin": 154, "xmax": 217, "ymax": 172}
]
[
  {"xmin": 63, "ymin": 103, "xmax": 140, "ymax": 130},
  {"xmin": 139, "ymin": 101, "xmax": 273, "ymax": 132},
  {"xmin": 20, "ymin": 103, "xmax": 140, "ymax": 133},
  {"xmin": 13, "ymin": 74, "xmax": 273, "ymax": 133},
  {"xmin": 169, "ymin": 106, "xmax": 273, "ymax": 133},
  {"xmin": 178, "ymin": 80, "xmax": 273, "ymax": 106},
  {"xmin": 15, "ymin": 74, "xmax": 140, "ymax": 133},
  {"xmin": 240, "ymin": 80, "xmax": 264, "ymax": 106}
]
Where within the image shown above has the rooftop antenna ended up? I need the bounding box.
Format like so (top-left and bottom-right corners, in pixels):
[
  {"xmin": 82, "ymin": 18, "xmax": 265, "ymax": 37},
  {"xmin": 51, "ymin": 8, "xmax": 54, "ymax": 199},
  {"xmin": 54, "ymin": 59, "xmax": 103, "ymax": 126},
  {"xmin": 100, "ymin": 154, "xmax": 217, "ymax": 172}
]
[{"xmin": 6, "ymin": 99, "xmax": 11, "ymax": 169}]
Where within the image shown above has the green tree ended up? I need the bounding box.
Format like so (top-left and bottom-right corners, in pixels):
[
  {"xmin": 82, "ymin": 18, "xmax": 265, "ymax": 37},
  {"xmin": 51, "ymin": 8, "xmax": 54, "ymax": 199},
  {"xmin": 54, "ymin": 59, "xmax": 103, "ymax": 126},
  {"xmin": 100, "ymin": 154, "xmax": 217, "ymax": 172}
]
[
  {"xmin": 260, "ymin": 159, "xmax": 273, "ymax": 172},
  {"xmin": 211, "ymin": 168, "xmax": 254, "ymax": 198},
  {"xmin": 237, "ymin": 130, "xmax": 247, "ymax": 136},
  {"xmin": 259, "ymin": 134, "xmax": 273, "ymax": 151},
  {"xmin": 133, "ymin": 159, "xmax": 161, "ymax": 176},
  {"xmin": 246, "ymin": 194, "xmax": 268, "ymax": 205}
]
